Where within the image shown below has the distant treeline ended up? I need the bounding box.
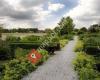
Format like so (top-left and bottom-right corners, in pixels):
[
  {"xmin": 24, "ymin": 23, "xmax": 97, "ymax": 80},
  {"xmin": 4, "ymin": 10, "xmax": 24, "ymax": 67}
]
[
  {"xmin": 1, "ymin": 28, "xmax": 45, "ymax": 33},
  {"xmin": 74, "ymin": 24, "xmax": 100, "ymax": 35}
]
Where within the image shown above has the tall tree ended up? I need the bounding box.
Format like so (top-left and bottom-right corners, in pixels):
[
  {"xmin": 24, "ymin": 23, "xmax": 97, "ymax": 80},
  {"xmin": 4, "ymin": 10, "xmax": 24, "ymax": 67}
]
[{"xmin": 58, "ymin": 16, "xmax": 74, "ymax": 35}]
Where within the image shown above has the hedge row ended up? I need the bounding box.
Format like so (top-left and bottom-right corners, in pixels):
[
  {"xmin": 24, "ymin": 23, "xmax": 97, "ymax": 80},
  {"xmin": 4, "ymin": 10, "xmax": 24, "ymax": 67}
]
[
  {"xmin": 9, "ymin": 42, "xmax": 60, "ymax": 54},
  {"xmin": 83, "ymin": 35, "xmax": 100, "ymax": 56},
  {"xmin": 10, "ymin": 42, "xmax": 41, "ymax": 49}
]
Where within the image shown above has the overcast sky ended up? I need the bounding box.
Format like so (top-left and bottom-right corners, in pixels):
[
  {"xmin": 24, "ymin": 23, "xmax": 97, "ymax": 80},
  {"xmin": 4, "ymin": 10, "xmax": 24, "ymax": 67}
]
[{"xmin": 0, "ymin": 0, "xmax": 100, "ymax": 29}]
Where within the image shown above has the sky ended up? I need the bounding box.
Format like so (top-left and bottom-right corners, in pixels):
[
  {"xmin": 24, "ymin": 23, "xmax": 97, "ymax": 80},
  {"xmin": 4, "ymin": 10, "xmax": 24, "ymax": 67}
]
[{"xmin": 0, "ymin": 0, "xmax": 100, "ymax": 29}]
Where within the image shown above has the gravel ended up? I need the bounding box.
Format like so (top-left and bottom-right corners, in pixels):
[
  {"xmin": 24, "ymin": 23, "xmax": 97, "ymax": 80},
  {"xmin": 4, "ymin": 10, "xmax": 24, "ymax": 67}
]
[{"xmin": 22, "ymin": 37, "xmax": 78, "ymax": 80}]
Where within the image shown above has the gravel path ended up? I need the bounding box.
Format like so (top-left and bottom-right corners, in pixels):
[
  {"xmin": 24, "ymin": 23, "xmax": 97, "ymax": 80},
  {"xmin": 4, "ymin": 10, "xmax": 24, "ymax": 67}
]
[{"xmin": 22, "ymin": 37, "xmax": 78, "ymax": 80}]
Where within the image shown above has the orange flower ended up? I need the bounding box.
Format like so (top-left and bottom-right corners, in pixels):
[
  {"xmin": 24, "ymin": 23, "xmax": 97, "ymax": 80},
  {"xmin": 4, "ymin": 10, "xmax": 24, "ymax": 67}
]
[{"xmin": 28, "ymin": 49, "xmax": 42, "ymax": 64}]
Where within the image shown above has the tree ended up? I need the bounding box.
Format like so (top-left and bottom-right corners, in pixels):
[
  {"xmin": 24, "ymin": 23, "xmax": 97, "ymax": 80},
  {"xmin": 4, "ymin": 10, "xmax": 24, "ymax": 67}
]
[
  {"xmin": 77, "ymin": 27, "xmax": 87, "ymax": 35},
  {"xmin": 80, "ymin": 27, "xmax": 87, "ymax": 32},
  {"xmin": 44, "ymin": 28, "xmax": 52, "ymax": 33},
  {"xmin": 58, "ymin": 16, "xmax": 74, "ymax": 35},
  {"xmin": 88, "ymin": 24, "xmax": 100, "ymax": 33}
]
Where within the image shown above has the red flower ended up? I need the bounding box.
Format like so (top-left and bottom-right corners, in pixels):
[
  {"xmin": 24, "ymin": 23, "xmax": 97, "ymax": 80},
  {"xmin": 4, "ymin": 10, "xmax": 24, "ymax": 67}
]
[{"xmin": 28, "ymin": 49, "xmax": 42, "ymax": 64}]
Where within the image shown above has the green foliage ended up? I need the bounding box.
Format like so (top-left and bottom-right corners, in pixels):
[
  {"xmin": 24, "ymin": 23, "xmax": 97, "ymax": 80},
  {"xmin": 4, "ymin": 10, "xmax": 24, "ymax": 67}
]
[
  {"xmin": 73, "ymin": 52, "xmax": 100, "ymax": 80},
  {"xmin": 60, "ymin": 39, "xmax": 68, "ymax": 48},
  {"xmin": 37, "ymin": 49, "xmax": 49, "ymax": 63},
  {"xmin": 10, "ymin": 42, "xmax": 41, "ymax": 49},
  {"xmin": 21, "ymin": 35, "xmax": 41, "ymax": 42},
  {"xmin": 74, "ymin": 32, "xmax": 100, "ymax": 80},
  {"xmin": 66, "ymin": 34, "xmax": 74, "ymax": 40},
  {"xmin": 83, "ymin": 35, "xmax": 100, "ymax": 55},
  {"xmin": 73, "ymin": 52, "xmax": 95, "ymax": 70},
  {"xmin": 61, "ymin": 35, "xmax": 73, "ymax": 40},
  {"xmin": 15, "ymin": 48, "xmax": 30, "ymax": 59},
  {"xmin": 1, "ymin": 28, "xmax": 39, "ymax": 33},
  {"xmin": 44, "ymin": 28, "xmax": 52, "ymax": 33},
  {"xmin": 0, "ymin": 40, "xmax": 12, "ymax": 60},
  {"xmin": 58, "ymin": 16, "xmax": 74, "ymax": 35},
  {"xmin": 6, "ymin": 36, "xmax": 21, "ymax": 42},
  {"xmin": 2, "ymin": 58, "xmax": 36, "ymax": 80},
  {"xmin": 74, "ymin": 40, "xmax": 84, "ymax": 52},
  {"xmin": 77, "ymin": 27, "xmax": 87, "ymax": 35},
  {"xmin": 88, "ymin": 24, "xmax": 100, "ymax": 33},
  {"xmin": 51, "ymin": 36, "xmax": 60, "ymax": 43},
  {"xmin": 0, "ymin": 49, "xmax": 50, "ymax": 80}
]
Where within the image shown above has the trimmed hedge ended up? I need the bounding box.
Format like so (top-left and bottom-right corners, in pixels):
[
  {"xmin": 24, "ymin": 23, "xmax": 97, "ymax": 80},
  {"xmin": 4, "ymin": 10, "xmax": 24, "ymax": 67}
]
[
  {"xmin": 83, "ymin": 37, "xmax": 100, "ymax": 56},
  {"xmin": 9, "ymin": 42, "xmax": 60, "ymax": 54},
  {"xmin": 0, "ymin": 40, "xmax": 13, "ymax": 60},
  {"xmin": 10, "ymin": 42, "xmax": 41, "ymax": 49}
]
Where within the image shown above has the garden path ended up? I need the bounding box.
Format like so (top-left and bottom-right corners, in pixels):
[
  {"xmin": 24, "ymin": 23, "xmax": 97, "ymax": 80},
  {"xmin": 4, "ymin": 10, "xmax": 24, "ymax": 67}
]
[{"xmin": 22, "ymin": 36, "xmax": 78, "ymax": 80}]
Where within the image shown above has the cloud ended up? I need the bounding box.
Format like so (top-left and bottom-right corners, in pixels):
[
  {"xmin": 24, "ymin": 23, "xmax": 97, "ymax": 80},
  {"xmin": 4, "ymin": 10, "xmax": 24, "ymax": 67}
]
[
  {"xmin": 48, "ymin": 2, "xmax": 65, "ymax": 11},
  {"xmin": 65, "ymin": 0, "xmax": 100, "ymax": 28},
  {"xmin": 0, "ymin": 0, "xmax": 51, "ymax": 28},
  {"xmin": 33, "ymin": 2, "xmax": 65, "ymax": 22},
  {"xmin": 0, "ymin": 0, "xmax": 41, "ymax": 28},
  {"xmin": 32, "ymin": 5, "xmax": 51, "ymax": 22},
  {"xmin": 0, "ymin": 0, "xmax": 35, "ymax": 20},
  {"xmin": 0, "ymin": 0, "xmax": 65, "ymax": 29},
  {"xmin": 20, "ymin": 0, "xmax": 48, "ymax": 8}
]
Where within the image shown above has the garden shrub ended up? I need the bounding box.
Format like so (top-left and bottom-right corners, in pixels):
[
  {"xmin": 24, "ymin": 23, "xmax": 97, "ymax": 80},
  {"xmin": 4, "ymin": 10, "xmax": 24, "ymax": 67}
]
[
  {"xmin": 61, "ymin": 34, "xmax": 73, "ymax": 40},
  {"xmin": 79, "ymin": 34, "xmax": 85, "ymax": 40},
  {"xmin": 51, "ymin": 36, "xmax": 60, "ymax": 43},
  {"xmin": 0, "ymin": 64, "xmax": 5, "ymax": 80},
  {"xmin": 2, "ymin": 58, "xmax": 36, "ymax": 80},
  {"xmin": 83, "ymin": 37, "xmax": 100, "ymax": 55},
  {"xmin": 59, "ymin": 39, "xmax": 68, "ymax": 48},
  {"xmin": 15, "ymin": 48, "xmax": 30, "ymax": 59},
  {"xmin": 0, "ymin": 49, "xmax": 50, "ymax": 80},
  {"xmin": 0, "ymin": 40, "xmax": 13, "ymax": 60},
  {"xmin": 66, "ymin": 34, "xmax": 74, "ymax": 40},
  {"xmin": 37, "ymin": 49, "xmax": 49, "ymax": 64},
  {"xmin": 9, "ymin": 42, "xmax": 41, "ymax": 49},
  {"xmin": 73, "ymin": 52, "xmax": 100, "ymax": 80},
  {"xmin": 73, "ymin": 52, "xmax": 95, "ymax": 71},
  {"xmin": 74, "ymin": 32, "xmax": 100, "ymax": 80},
  {"xmin": 21, "ymin": 35, "xmax": 41, "ymax": 42},
  {"xmin": 6, "ymin": 36, "xmax": 21, "ymax": 42},
  {"xmin": 74, "ymin": 40, "xmax": 83, "ymax": 52}
]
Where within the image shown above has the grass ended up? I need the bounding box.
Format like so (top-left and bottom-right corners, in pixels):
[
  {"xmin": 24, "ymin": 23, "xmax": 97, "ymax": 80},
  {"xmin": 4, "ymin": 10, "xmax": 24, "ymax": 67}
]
[{"xmin": 1, "ymin": 33, "xmax": 46, "ymax": 40}]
